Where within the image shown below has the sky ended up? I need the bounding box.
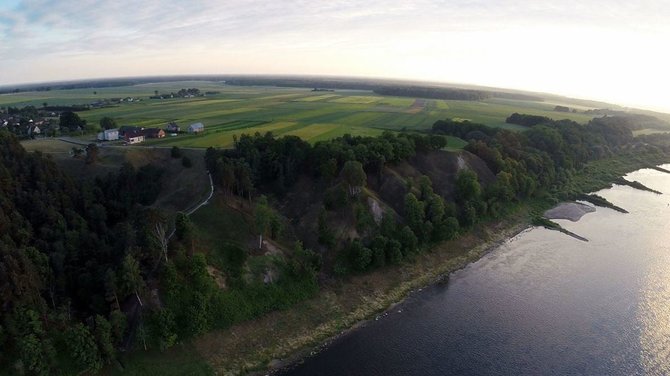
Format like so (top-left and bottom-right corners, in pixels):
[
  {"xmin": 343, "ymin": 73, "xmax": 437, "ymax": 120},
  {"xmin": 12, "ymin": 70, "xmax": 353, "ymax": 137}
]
[{"xmin": 1, "ymin": 0, "xmax": 669, "ymax": 112}]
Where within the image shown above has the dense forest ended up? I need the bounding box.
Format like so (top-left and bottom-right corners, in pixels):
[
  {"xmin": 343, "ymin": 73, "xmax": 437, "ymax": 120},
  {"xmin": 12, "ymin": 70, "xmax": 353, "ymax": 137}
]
[{"xmin": 0, "ymin": 131, "xmax": 169, "ymax": 374}]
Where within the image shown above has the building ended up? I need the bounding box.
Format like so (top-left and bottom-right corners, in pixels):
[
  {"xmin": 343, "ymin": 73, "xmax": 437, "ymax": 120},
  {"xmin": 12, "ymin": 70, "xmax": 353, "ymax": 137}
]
[
  {"xmin": 143, "ymin": 128, "xmax": 166, "ymax": 139},
  {"xmin": 124, "ymin": 130, "xmax": 145, "ymax": 144},
  {"xmin": 97, "ymin": 128, "xmax": 119, "ymax": 141},
  {"xmin": 188, "ymin": 122, "xmax": 205, "ymax": 133},
  {"xmin": 118, "ymin": 125, "xmax": 143, "ymax": 137},
  {"xmin": 166, "ymin": 121, "xmax": 180, "ymax": 133}
]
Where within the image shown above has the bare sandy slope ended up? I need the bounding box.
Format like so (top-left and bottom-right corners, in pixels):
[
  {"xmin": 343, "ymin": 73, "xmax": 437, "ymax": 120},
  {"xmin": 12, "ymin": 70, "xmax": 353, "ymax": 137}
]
[{"xmin": 544, "ymin": 202, "xmax": 596, "ymax": 222}]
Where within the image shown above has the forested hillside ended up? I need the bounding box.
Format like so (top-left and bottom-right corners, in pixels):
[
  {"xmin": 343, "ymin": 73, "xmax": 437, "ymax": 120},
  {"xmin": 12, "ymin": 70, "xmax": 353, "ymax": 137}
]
[{"xmin": 0, "ymin": 131, "xmax": 166, "ymax": 374}]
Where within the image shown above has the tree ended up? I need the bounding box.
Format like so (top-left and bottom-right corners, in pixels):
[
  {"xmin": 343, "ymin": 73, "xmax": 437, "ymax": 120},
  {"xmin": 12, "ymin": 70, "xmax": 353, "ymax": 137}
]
[
  {"xmin": 341, "ymin": 160, "xmax": 366, "ymax": 196},
  {"xmin": 59, "ymin": 111, "xmax": 86, "ymax": 131},
  {"xmin": 371, "ymin": 236, "xmax": 388, "ymax": 268},
  {"xmin": 99, "ymin": 117, "xmax": 117, "ymax": 130},
  {"xmin": 175, "ymin": 212, "xmax": 195, "ymax": 252},
  {"xmin": 66, "ymin": 323, "xmax": 102, "ymax": 373},
  {"xmin": 254, "ymin": 196, "xmax": 273, "ymax": 249},
  {"xmin": 94, "ymin": 315, "xmax": 115, "ymax": 364},
  {"xmin": 404, "ymin": 193, "xmax": 425, "ymax": 237},
  {"xmin": 170, "ymin": 146, "xmax": 182, "ymax": 158},
  {"xmin": 104, "ymin": 269, "xmax": 120, "ymax": 310},
  {"xmin": 317, "ymin": 207, "xmax": 335, "ymax": 246},
  {"xmin": 386, "ymin": 239, "xmax": 403, "ymax": 264},
  {"xmin": 319, "ymin": 158, "xmax": 338, "ymax": 181},
  {"xmin": 109, "ymin": 310, "xmax": 127, "ymax": 345},
  {"xmin": 149, "ymin": 309, "xmax": 177, "ymax": 351},
  {"xmin": 454, "ymin": 170, "xmax": 481, "ymax": 203},
  {"xmin": 17, "ymin": 334, "xmax": 52, "ymax": 376},
  {"xmin": 152, "ymin": 218, "xmax": 169, "ymax": 262},
  {"xmin": 350, "ymin": 239, "xmax": 372, "ymax": 271},
  {"xmin": 85, "ymin": 143, "xmax": 99, "ymax": 164},
  {"xmin": 398, "ymin": 226, "xmax": 418, "ymax": 256},
  {"xmin": 120, "ymin": 254, "xmax": 145, "ymax": 306}
]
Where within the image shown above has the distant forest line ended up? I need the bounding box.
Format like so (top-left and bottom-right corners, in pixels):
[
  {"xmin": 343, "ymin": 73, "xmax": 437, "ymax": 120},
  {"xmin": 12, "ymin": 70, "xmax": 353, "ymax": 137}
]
[{"xmin": 1, "ymin": 75, "xmax": 542, "ymax": 102}]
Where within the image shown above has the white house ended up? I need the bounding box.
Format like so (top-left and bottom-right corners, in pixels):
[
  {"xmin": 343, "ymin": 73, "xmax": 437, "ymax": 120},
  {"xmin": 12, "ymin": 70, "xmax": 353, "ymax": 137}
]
[
  {"xmin": 124, "ymin": 130, "xmax": 145, "ymax": 144},
  {"xmin": 97, "ymin": 128, "xmax": 119, "ymax": 141},
  {"xmin": 188, "ymin": 122, "xmax": 205, "ymax": 133}
]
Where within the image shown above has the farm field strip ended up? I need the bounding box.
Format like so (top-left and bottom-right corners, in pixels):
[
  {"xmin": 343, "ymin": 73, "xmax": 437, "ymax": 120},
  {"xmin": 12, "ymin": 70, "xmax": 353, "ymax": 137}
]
[
  {"xmin": 292, "ymin": 94, "xmax": 341, "ymax": 102},
  {"xmin": 3, "ymin": 81, "xmax": 607, "ymax": 149}
]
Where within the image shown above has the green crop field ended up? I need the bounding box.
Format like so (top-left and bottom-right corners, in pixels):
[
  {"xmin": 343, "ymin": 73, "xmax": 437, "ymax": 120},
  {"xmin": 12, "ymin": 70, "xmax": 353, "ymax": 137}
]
[{"xmin": 2, "ymin": 81, "xmax": 604, "ymax": 148}]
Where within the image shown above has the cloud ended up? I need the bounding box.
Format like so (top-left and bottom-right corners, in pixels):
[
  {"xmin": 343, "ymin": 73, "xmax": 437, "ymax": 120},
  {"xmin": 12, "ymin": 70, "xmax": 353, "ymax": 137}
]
[{"xmin": 1, "ymin": 0, "xmax": 669, "ymax": 111}]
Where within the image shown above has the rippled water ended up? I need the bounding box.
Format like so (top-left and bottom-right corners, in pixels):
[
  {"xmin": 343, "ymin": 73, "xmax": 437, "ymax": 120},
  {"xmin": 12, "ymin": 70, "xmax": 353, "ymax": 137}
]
[{"xmin": 281, "ymin": 166, "xmax": 670, "ymax": 376}]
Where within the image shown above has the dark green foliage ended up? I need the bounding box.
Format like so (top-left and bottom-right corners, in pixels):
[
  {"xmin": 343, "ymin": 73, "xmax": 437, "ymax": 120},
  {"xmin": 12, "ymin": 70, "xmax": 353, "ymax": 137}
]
[
  {"xmin": 171, "ymin": 146, "xmax": 182, "ymax": 158},
  {"xmin": 317, "ymin": 208, "xmax": 335, "ymax": 247},
  {"xmin": 206, "ymin": 131, "xmax": 443, "ymax": 200},
  {"xmin": 10, "ymin": 308, "xmax": 55, "ymax": 376},
  {"xmin": 109, "ymin": 310, "xmax": 127, "ymax": 345},
  {"xmin": 323, "ymin": 184, "xmax": 348, "ymax": 209},
  {"xmin": 380, "ymin": 212, "xmax": 397, "ymax": 238},
  {"xmin": 162, "ymin": 249, "xmax": 318, "ymax": 342},
  {"xmin": 59, "ymin": 111, "xmax": 86, "ymax": 132},
  {"xmin": 289, "ymin": 241, "xmax": 322, "ymax": 279},
  {"xmin": 319, "ymin": 157, "xmax": 338, "ymax": 181},
  {"xmin": 353, "ymin": 201, "xmax": 375, "ymax": 233},
  {"xmin": 66, "ymin": 323, "xmax": 102, "ymax": 373},
  {"xmin": 454, "ymin": 170, "xmax": 481, "ymax": 203},
  {"xmin": 149, "ymin": 308, "xmax": 178, "ymax": 351},
  {"xmin": 371, "ymin": 236, "xmax": 388, "ymax": 268},
  {"xmin": 94, "ymin": 315, "xmax": 115, "ymax": 364},
  {"xmin": 506, "ymin": 113, "xmax": 551, "ymax": 127},
  {"xmin": 99, "ymin": 116, "xmax": 117, "ymax": 130},
  {"xmin": 398, "ymin": 226, "xmax": 418, "ymax": 256},
  {"xmin": 120, "ymin": 254, "xmax": 145, "ymax": 304},
  {"xmin": 254, "ymin": 195, "xmax": 275, "ymax": 249},
  {"xmin": 386, "ymin": 239, "xmax": 403, "ymax": 265},
  {"xmin": 175, "ymin": 212, "xmax": 195, "ymax": 243},
  {"xmin": 349, "ymin": 239, "xmax": 373, "ymax": 271},
  {"xmin": 219, "ymin": 245, "xmax": 247, "ymax": 289},
  {"xmin": 404, "ymin": 193, "xmax": 425, "ymax": 239},
  {"xmin": 0, "ymin": 131, "xmax": 167, "ymax": 370},
  {"xmin": 341, "ymin": 160, "xmax": 367, "ymax": 196}
]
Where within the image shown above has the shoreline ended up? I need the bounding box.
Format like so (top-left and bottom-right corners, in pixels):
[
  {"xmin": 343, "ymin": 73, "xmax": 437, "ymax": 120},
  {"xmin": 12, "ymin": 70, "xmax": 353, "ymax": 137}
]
[
  {"xmin": 192, "ymin": 212, "xmax": 533, "ymax": 375},
  {"xmin": 269, "ymin": 220, "xmax": 533, "ymax": 375},
  {"xmin": 191, "ymin": 156, "xmax": 670, "ymax": 376}
]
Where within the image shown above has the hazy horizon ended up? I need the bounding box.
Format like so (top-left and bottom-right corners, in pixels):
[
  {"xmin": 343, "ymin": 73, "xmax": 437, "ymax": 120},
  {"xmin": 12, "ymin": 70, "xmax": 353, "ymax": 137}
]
[{"xmin": 1, "ymin": 1, "xmax": 668, "ymax": 112}]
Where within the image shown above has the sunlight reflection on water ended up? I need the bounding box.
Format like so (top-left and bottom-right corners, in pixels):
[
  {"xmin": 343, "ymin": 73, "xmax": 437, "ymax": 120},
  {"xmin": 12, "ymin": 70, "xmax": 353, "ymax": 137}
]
[{"xmin": 283, "ymin": 165, "xmax": 670, "ymax": 376}]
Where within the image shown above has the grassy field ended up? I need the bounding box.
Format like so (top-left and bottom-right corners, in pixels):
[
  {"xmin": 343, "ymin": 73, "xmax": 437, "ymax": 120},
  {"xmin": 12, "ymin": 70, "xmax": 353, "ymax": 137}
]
[{"xmin": 3, "ymin": 81, "xmax": 603, "ymax": 148}]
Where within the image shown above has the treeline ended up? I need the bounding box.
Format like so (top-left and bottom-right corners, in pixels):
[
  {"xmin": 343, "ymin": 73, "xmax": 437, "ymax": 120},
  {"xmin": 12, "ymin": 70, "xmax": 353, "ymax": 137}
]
[
  {"xmin": 506, "ymin": 113, "xmax": 552, "ymax": 127},
  {"xmin": 0, "ymin": 131, "xmax": 171, "ymax": 374},
  {"xmin": 205, "ymin": 131, "xmax": 447, "ymax": 197},
  {"xmin": 374, "ymin": 86, "xmax": 489, "ymax": 101},
  {"xmin": 225, "ymin": 77, "xmax": 542, "ymax": 101},
  {"xmin": 434, "ymin": 115, "xmax": 639, "ymax": 199}
]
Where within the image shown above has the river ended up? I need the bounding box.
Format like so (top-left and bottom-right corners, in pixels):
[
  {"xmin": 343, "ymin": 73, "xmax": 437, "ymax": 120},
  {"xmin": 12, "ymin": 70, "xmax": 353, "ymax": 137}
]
[{"xmin": 280, "ymin": 166, "xmax": 670, "ymax": 376}]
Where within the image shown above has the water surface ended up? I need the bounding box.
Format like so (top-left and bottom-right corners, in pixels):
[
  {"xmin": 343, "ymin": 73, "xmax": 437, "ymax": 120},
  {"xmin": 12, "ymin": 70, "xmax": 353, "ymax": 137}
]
[{"xmin": 281, "ymin": 166, "xmax": 670, "ymax": 376}]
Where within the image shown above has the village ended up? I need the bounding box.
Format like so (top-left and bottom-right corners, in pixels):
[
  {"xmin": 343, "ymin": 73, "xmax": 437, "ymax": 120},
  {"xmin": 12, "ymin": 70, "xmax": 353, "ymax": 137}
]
[
  {"xmin": 0, "ymin": 104, "xmax": 205, "ymax": 146},
  {"xmin": 97, "ymin": 121, "xmax": 205, "ymax": 145}
]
